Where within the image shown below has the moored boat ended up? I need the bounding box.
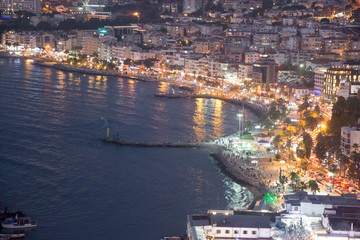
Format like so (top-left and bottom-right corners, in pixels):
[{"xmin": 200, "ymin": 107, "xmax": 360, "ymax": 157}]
[
  {"xmin": 0, "ymin": 233, "xmax": 25, "ymax": 239},
  {"xmin": 2, "ymin": 217, "xmax": 37, "ymax": 229}
]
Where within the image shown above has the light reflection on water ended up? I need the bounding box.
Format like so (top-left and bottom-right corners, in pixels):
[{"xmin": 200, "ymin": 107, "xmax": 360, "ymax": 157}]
[
  {"xmin": 213, "ymin": 99, "xmax": 224, "ymax": 139},
  {"xmin": 0, "ymin": 58, "xmax": 257, "ymax": 240},
  {"xmin": 193, "ymin": 98, "xmax": 206, "ymax": 141}
]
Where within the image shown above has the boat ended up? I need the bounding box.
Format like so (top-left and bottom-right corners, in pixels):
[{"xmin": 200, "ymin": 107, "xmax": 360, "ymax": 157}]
[
  {"xmin": 0, "ymin": 233, "xmax": 25, "ymax": 239},
  {"xmin": 2, "ymin": 217, "xmax": 37, "ymax": 229},
  {"xmin": 161, "ymin": 237, "xmax": 182, "ymax": 240}
]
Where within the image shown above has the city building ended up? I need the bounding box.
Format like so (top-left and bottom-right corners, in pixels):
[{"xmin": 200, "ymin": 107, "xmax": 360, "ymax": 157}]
[
  {"xmin": 0, "ymin": 0, "xmax": 41, "ymax": 14},
  {"xmin": 284, "ymin": 191, "xmax": 360, "ymax": 217},
  {"xmin": 183, "ymin": 0, "xmax": 201, "ymax": 13},
  {"xmin": 81, "ymin": 36, "xmax": 100, "ymax": 56},
  {"xmin": 252, "ymin": 59, "xmax": 278, "ymax": 84},
  {"xmin": 292, "ymin": 87, "xmax": 311, "ymax": 99},
  {"xmin": 187, "ymin": 211, "xmax": 272, "ymax": 240},
  {"xmin": 340, "ymin": 119, "xmax": 360, "ymax": 155},
  {"xmin": 314, "ymin": 67, "xmax": 328, "ymax": 95},
  {"xmin": 338, "ymin": 82, "xmax": 360, "ymax": 100},
  {"xmin": 322, "ymin": 206, "xmax": 360, "ymax": 239},
  {"xmin": 324, "ymin": 67, "xmax": 360, "ymax": 97}
]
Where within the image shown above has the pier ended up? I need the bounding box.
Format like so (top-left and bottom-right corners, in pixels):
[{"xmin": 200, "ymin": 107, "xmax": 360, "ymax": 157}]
[{"xmin": 102, "ymin": 138, "xmax": 210, "ymax": 148}]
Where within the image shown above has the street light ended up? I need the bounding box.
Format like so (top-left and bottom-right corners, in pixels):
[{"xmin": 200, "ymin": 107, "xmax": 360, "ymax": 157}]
[{"xmin": 237, "ymin": 113, "xmax": 243, "ymax": 139}]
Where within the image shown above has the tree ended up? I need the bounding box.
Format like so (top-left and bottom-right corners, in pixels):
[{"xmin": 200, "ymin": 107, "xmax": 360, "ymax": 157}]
[
  {"xmin": 259, "ymin": 116, "xmax": 272, "ymax": 133},
  {"xmin": 298, "ymin": 181, "xmax": 308, "ymax": 191},
  {"xmin": 289, "ymin": 172, "xmax": 300, "ymax": 183},
  {"xmin": 298, "ymin": 96, "xmax": 311, "ymax": 113},
  {"xmin": 320, "ymin": 18, "xmax": 330, "ymax": 24},
  {"xmin": 284, "ymin": 117, "xmax": 291, "ymax": 127},
  {"xmin": 272, "ymin": 135, "xmax": 282, "ymax": 151},
  {"xmin": 304, "ymin": 116, "xmax": 318, "ymax": 131},
  {"xmin": 36, "ymin": 21, "xmax": 53, "ymax": 31},
  {"xmin": 308, "ymin": 180, "xmax": 320, "ymax": 195},
  {"xmin": 13, "ymin": 42, "xmax": 19, "ymax": 50},
  {"xmin": 302, "ymin": 132, "xmax": 313, "ymax": 160},
  {"xmin": 338, "ymin": 154, "xmax": 349, "ymax": 178},
  {"xmin": 124, "ymin": 58, "xmax": 133, "ymax": 66},
  {"xmin": 245, "ymin": 120, "xmax": 253, "ymax": 132},
  {"xmin": 353, "ymin": 143, "xmax": 359, "ymax": 153},
  {"xmin": 279, "ymin": 175, "xmax": 288, "ymax": 186},
  {"xmin": 144, "ymin": 58, "xmax": 155, "ymax": 69}
]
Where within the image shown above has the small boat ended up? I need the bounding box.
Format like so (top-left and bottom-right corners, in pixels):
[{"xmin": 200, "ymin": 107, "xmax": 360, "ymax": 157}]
[
  {"xmin": 0, "ymin": 233, "xmax": 25, "ymax": 239},
  {"xmin": 2, "ymin": 217, "xmax": 37, "ymax": 229}
]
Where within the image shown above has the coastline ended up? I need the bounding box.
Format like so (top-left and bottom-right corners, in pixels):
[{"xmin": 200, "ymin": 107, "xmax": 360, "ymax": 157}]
[
  {"xmin": 205, "ymin": 143, "xmax": 267, "ymax": 208},
  {"xmin": 103, "ymin": 137, "xmax": 267, "ymax": 208},
  {"xmin": 3, "ymin": 52, "xmax": 268, "ymax": 208}
]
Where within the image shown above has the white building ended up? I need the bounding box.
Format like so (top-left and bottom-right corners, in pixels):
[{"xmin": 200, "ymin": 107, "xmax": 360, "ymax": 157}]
[
  {"xmin": 338, "ymin": 82, "xmax": 360, "ymax": 100},
  {"xmin": 284, "ymin": 191, "xmax": 360, "ymax": 217},
  {"xmin": 238, "ymin": 63, "xmax": 253, "ymax": 81},
  {"xmin": 183, "ymin": 0, "xmax": 201, "ymax": 13},
  {"xmin": 244, "ymin": 51, "xmax": 259, "ymax": 64},
  {"xmin": 0, "ymin": 0, "xmax": 41, "ymax": 14},
  {"xmin": 187, "ymin": 212, "xmax": 272, "ymax": 240},
  {"xmin": 314, "ymin": 67, "xmax": 327, "ymax": 95},
  {"xmin": 340, "ymin": 121, "xmax": 360, "ymax": 155},
  {"xmin": 293, "ymin": 87, "xmax": 311, "ymax": 99}
]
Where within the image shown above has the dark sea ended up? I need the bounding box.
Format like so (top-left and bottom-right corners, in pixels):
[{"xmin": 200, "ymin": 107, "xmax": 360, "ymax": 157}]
[{"xmin": 0, "ymin": 57, "xmax": 255, "ymax": 240}]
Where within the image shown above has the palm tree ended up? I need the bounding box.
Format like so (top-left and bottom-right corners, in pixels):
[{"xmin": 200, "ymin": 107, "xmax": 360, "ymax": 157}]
[
  {"xmin": 289, "ymin": 172, "xmax": 300, "ymax": 183},
  {"xmin": 279, "ymin": 175, "xmax": 288, "ymax": 186},
  {"xmin": 308, "ymin": 180, "xmax": 320, "ymax": 195},
  {"xmin": 298, "ymin": 181, "xmax": 308, "ymax": 191}
]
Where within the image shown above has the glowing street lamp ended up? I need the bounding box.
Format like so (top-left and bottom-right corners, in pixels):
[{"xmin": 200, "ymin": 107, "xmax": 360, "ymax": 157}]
[{"xmin": 237, "ymin": 113, "xmax": 243, "ymax": 139}]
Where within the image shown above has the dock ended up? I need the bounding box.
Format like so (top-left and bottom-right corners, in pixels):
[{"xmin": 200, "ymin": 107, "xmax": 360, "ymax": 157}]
[{"xmin": 102, "ymin": 138, "xmax": 215, "ymax": 148}]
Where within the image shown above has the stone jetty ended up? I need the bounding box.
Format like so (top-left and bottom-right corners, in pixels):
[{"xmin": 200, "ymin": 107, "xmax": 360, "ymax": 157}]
[{"xmin": 102, "ymin": 138, "xmax": 205, "ymax": 148}]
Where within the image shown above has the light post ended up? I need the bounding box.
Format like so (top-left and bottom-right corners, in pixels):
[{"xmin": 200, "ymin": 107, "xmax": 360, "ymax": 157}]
[{"xmin": 237, "ymin": 113, "xmax": 243, "ymax": 139}]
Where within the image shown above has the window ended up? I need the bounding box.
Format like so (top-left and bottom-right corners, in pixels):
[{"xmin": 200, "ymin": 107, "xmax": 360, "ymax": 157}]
[
  {"xmin": 216, "ymin": 230, "xmax": 221, "ymax": 234},
  {"xmin": 252, "ymin": 231, "xmax": 257, "ymax": 235},
  {"xmin": 225, "ymin": 230, "xmax": 230, "ymax": 234},
  {"xmin": 234, "ymin": 230, "xmax": 239, "ymax": 234},
  {"xmin": 243, "ymin": 230, "xmax": 248, "ymax": 234}
]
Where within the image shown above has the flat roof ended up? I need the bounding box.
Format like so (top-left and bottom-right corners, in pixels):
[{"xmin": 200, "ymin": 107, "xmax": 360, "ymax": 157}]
[{"xmin": 210, "ymin": 215, "xmax": 271, "ymax": 228}]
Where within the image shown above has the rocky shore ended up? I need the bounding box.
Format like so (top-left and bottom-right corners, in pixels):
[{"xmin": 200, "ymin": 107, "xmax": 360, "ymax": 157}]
[{"xmin": 209, "ymin": 146, "xmax": 268, "ymax": 208}]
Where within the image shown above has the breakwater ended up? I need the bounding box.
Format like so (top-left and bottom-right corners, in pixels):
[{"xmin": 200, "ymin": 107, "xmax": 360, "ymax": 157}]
[
  {"xmin": 102, "ymin": 138, "xmax": 267, "ymax": 207},
  {"xmin": 155, "ymin": 93, "xmax": 268, "ymax": 117},
  {"xmin": 102, "ymin": 138, "xmax": 206, "ymax": 148}
]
